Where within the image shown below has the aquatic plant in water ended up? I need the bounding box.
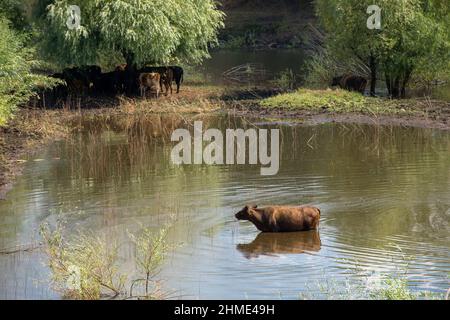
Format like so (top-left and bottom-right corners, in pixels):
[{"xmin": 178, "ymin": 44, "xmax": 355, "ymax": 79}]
[
  {"xmin": 40, "ymin": 221, "xmax": 173, "ymax": 300},
  {"xmin": 299, "ymin": 252, "xmax": 447, "ymax": 300}
]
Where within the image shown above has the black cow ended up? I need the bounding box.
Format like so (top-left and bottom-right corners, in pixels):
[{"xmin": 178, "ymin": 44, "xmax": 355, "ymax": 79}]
[
  {"xmin": 92, "ymin": 71, "xmax": 123, "ymax": 95},
  {"xmin": 169, "ymin": 66, "xmax": 183, "ymax": 93},
  {"xmin": 81, "ymin": 65, "xmax": 102, "ymax": 92},
  {"xmin": 62, "ymin": 65, "xmax": 102, "ymax": 95},
  {"xmin": 331, "ymin": 75, "xmax": 368, "ymax": 94},
  {"xmin": 80, "ymin": 65, "xmax": 102, "ymax": 81},
  {"xmin": 160, "ymin": 68, "xmax": 174, "ymax": 95},
  {"xmin": 139, "ymin": 66, "xmax": 168, "ymax": 74}
]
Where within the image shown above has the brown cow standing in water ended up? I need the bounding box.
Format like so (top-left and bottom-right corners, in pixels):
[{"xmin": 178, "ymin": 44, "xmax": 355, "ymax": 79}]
[
  {"xmin": 332, "ymin": 75, "xmax": 368, "ymax": 94},
  {"xmin": 235, "ymin": 205, "xmax": 321, "ymax": 232},
  {"xmin": 139, "ymin": 72, "xmax": 161, "ymax": 98}
]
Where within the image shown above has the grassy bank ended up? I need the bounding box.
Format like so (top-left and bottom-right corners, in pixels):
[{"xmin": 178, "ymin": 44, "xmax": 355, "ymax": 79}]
[
  {"xmin": 254, "ymin": 88, "xmax": 450, "ymax": 129},
  {"xmin": 261, "ymin": 89, "xmax": 430, "ymax": 115}
]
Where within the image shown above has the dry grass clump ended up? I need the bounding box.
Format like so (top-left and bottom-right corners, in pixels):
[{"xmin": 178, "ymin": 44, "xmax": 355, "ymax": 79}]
[
  {"xmin": 118, "ymin": 96, "xmax": 223, "ymax": 115},
  {"xmin": 118, "ymin": 85, "xmax": 226, "ymax": 115}
]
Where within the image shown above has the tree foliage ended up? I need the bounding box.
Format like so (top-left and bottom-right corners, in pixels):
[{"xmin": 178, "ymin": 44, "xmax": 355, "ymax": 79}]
[
  {"xmin": 0, "ymin": 0, "xmax": 28, "ymax": 31},
  {"xmin": 0, "ymin": 16, "xmax": 58, "ymax": 125},
  {"xmin": 315, "ymin": 0, "xmax": 450, "ymax": 97},
  {"xmin": 39, "ymin": 0, "xmax": 225, "ymax": 67}
]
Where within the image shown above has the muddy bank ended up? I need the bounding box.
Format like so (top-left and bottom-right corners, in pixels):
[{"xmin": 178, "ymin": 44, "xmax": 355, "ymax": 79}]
[
  {"xmin": 0, "ymin": 109, "xmax": 71, "ymax": 199},
  {"xmin": 229, "ymin": 98, "xmax": 450, "ymax": 130}
]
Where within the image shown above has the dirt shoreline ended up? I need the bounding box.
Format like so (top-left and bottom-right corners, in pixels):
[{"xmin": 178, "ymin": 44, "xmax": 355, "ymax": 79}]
[
  {"xmin": 230, "ymin": 105, "xmax": 450, "ymax": 130},
  {"xmin": 1, "ymin": 90, "xmax": 449, "ymax": 199}
]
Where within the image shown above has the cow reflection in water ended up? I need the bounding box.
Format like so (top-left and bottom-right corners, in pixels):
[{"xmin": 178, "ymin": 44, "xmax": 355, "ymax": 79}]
[{"xmin": 237, "ymin": 231, "xmax": 321, "ymax": 259}]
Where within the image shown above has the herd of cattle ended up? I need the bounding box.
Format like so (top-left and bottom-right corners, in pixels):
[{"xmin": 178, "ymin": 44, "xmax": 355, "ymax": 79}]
[
  {"xmin": 35, "ymin": 63, "xmax": 369, "ymax": 108},
  {"xmin": 36, "ymin": 65, "xmax": 184, "ymax": 108}
]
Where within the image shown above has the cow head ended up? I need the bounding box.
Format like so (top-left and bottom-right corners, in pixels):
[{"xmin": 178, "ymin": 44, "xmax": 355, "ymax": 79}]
[
  {"xmin": 331, "ymin": 76, "xmax": 342, "ymax": 86},
  {"xmin": 235, "ymin": 205, "xmax": 257, "ymax": 220}
]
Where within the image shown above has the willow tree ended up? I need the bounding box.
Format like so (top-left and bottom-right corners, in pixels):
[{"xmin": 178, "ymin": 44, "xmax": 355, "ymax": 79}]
[
  {"xmin": 315, "ymin": 0, "xmax": 450, "ymax": 98},
  {"xmin": 38, "ymin": 0, "xmax": 225, "ymax": 68},
  {"xmin": 0, "ymin": 17, "xmax": 59, "ymax": 124}
]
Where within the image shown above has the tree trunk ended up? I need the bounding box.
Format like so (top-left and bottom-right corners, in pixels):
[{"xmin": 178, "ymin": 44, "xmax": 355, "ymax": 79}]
[
  {"xmin": 392, "ymin": 77, "xmax": 401, "ymax": 98},
  {"xmin": 385, "ymin": 74, "xmax": 392, "ymax": 97},
  {"xmin": 400, "ymin": 69, "xmax": 412, "ymax": 99},
  {"xmin": 369, "ymin": 55, "xmax": 377, "ymax": 97},
  {"xmin": 385, "ymin": 66, "xmax": 413, "ymax": 99},
  {"xmin": 386, "ymin": 73, "xmax": 401, "ymax": 99}
]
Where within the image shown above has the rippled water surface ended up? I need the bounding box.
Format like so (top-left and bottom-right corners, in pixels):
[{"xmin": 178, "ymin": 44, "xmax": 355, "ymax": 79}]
[
  {"xmin": 201, "ymin": 49, "xmax": 306, "ymax": 82},
  {"xmin": 0, "ymin": 115, "xmax": 449, "ymax": 299}
]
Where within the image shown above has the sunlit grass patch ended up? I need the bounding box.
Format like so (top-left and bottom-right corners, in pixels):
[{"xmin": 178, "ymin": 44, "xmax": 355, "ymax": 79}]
[
  {"xmin": 260, "ymin": 89, "xmax": 417, "ymax": 115},
  {"xmin": 117, "ymin": 85, "xmax": 225, "ymax": 115},
  {"xmin": 119, "ymin": 96, "xmax": 223, "ymax": 115}
]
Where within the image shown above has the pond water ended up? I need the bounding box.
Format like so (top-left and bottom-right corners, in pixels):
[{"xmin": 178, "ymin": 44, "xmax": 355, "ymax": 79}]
[
  {"xmin": 200, "ymin": 49, "xmax": 306, "ymax": 83},
  {"xmin": 0, "ymin": 115, "xmax": 449, "ymax": 299}
]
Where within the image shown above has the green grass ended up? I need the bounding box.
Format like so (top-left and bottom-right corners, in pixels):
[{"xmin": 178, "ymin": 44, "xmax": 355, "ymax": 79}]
[
  {"xmin": 432, "ymin": 84, "xmax": 450, "ymax": 102},
  {"xmin": 260, "ymin": 89, "xmax": 417, "ymax": 116},
  {"xmin": 372, "ymin": 277, "xmax": 417, "ymax": 300}
]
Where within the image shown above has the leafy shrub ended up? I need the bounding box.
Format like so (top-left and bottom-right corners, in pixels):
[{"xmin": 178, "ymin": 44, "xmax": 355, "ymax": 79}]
[
  {"xmin": 40, "ymin": 222, "xmax": 173, "ymax": 300},
  {"xmin": 0, "ymin": 17, "xmax": 59, "ymax": 126},
  {"xmin": 129, "ymin": 226, "xmax": 170, "ymax": 298},
  {"xmin": 372, "ymin": 277, "xmax": 417, "ymax": 300},
  {"xmin": 40, "ymin": 223, "xmax": 125, "ymax": 299}
]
